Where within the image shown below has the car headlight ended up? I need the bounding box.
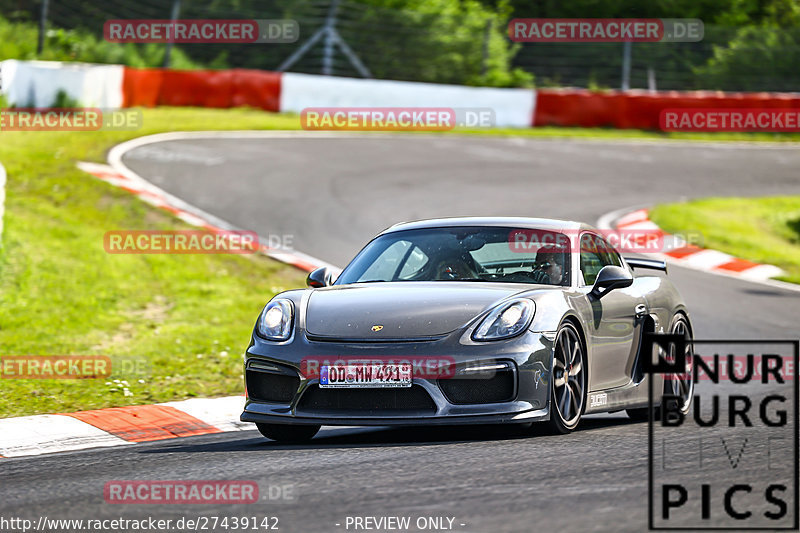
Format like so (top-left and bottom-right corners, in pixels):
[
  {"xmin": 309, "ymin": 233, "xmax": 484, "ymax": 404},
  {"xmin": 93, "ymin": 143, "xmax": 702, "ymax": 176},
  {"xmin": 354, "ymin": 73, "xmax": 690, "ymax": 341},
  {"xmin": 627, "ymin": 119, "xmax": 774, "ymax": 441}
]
[
  {"xmin": 257, "ymin": 299, "xmax": 294, "ymax": 341},
  {"xmin": 472, "ymin": 299, "xmax": 535, "ymax": 341}
]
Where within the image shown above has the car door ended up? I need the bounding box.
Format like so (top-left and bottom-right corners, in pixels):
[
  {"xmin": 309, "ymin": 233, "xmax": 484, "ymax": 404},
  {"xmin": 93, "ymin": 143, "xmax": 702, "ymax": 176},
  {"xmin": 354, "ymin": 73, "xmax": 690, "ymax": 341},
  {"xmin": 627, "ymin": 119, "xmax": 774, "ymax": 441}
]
[{"xmin": 579, "ymin": 232, "xmax": 647, "ymax": 390}]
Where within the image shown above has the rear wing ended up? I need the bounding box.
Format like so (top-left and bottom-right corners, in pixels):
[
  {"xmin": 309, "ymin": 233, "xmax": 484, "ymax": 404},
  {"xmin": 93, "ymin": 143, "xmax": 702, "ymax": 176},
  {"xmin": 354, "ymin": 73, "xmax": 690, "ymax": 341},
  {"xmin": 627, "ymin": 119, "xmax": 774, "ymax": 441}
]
[{"xmin": 624, "ymin": 257, "xmax": 668, "ymax": 273}]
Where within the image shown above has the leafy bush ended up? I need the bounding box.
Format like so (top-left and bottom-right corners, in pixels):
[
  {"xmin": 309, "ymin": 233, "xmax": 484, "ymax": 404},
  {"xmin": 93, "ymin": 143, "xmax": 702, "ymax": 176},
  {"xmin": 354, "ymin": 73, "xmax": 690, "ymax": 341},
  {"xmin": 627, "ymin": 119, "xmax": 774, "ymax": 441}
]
[
  {"xmin": 0, "ymin": 1, "xmax": 531, "ymax": 88},
  {"xmin": 51, "ymin": 89, "xmax": 79, "ymax": 108},
  {"xmin": 331, "ymin": 0, "xmax": 532, "ymax": 87},
  {"xmin": 694, "ymin": 25, "xmax": 800, "ymax": 91},
  {"xmin": 0, "ymin": 16, "xmax": 200, "ymax": 69}
]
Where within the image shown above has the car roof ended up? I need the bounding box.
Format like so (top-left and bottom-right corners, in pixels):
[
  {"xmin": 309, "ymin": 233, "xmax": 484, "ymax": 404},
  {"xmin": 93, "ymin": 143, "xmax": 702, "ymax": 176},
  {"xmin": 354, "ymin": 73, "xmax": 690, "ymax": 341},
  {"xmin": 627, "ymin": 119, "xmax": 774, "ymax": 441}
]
[{"xmin": 379, "ymin": 217, "xmax": 593, "ymax": 235}]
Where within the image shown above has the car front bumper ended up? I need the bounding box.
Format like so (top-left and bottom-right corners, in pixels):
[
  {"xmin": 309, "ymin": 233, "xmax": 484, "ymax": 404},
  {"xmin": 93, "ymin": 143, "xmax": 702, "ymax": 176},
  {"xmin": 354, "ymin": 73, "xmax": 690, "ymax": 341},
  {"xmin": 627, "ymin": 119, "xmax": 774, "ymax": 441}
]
[{"xmin": 240, "ymin": 329, "xmax": 554, "ymax": 426}]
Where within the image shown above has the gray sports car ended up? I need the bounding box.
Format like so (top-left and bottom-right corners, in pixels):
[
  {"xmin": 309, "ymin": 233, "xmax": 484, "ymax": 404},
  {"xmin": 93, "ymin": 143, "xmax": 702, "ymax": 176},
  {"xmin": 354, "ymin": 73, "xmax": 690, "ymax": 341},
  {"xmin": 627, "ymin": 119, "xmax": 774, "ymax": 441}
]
[{"xmin": 240, "ymin": 217, "xmax": 694, "ymax": 442}]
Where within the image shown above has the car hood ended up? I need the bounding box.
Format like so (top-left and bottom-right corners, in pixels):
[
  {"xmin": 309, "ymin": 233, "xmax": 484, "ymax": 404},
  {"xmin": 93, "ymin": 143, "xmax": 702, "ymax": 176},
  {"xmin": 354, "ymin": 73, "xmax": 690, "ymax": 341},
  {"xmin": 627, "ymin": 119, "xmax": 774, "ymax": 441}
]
[{"xmin": 304, "ymin": 282, "xmax": 535, "ymax": 340}]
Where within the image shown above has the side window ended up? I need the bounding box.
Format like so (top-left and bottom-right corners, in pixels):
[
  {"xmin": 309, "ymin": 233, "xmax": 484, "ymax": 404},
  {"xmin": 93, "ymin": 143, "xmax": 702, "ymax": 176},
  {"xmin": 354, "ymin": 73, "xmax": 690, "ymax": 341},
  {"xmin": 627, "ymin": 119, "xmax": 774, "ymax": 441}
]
[
  {"xmin": 595, "ymin": 235, "xmax": 622, "ymax": 267},
  {"xmin": 398, "ymin": 247, "xmax": 429, "ymax": 280},
  {"xmin": 580, "ymin": 233, "xmax": 615, "ymax": 285}
]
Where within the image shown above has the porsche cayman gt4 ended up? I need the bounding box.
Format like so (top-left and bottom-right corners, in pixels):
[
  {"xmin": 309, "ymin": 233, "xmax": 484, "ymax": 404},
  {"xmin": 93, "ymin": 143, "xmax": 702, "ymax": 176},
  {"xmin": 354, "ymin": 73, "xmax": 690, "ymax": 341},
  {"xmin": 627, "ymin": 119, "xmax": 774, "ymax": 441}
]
[{"xmin": 240, "ymin": 217, "xmax": 693, "ymax": 442}]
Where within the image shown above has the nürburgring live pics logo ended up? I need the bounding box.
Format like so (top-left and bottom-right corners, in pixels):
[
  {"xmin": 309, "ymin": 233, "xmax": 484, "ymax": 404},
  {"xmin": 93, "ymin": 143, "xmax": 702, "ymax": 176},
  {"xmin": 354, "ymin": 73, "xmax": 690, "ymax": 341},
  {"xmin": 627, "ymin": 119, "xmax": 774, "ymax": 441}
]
[{"xmin": 644, "ymin": 333, "xmax": 798, "ymax": 530}]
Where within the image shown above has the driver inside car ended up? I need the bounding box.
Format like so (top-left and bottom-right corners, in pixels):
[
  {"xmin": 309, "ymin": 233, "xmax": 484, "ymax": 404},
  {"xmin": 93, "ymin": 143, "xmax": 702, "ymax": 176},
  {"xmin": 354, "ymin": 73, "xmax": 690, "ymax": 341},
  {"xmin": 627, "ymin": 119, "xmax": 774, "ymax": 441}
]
[
  {"xmin": 531, "ymin": 245, "xmax": 567, "ymax": 285},
  {"xmin": 433, "ymin": 254, "xmax": 479, "ymax": 280},
  {"xmin": 426, "ymin": 239, "xmax": 481, "ymax": 280}
]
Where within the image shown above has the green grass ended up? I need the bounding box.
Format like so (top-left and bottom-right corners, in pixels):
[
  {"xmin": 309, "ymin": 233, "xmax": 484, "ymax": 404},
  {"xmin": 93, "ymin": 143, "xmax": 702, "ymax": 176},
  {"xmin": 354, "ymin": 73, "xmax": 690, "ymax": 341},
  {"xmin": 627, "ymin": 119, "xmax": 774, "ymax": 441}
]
[
  {"xmin": 1, "ymin": 107, "xmax": 799, "ymax": 418},
  {"xmin": 0, "ymin": 108, "xmax": 306, "ymax": 418},
  {"xmin": 649, "ymin": 197, "xmax": 800, "ymax": 284}
]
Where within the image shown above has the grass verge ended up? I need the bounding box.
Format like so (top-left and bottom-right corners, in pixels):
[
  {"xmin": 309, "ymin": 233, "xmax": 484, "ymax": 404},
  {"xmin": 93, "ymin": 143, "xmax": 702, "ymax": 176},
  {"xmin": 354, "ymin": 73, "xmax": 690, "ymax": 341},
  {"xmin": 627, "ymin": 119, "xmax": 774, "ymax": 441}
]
[
  {"xmin": 0, "ymin": 108, "xmax": 305, "ymax": 418},
  {"xmin": 649, "ymin": 197, "xmax": 800, "ymax": 284}
]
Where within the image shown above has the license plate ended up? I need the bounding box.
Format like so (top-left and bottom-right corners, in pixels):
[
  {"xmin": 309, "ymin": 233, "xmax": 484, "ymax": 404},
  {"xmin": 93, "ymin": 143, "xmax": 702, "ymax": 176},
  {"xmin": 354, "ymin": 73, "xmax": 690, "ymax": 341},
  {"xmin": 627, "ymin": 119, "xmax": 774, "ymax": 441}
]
[{"xmin": 319, "ymin": 363, "xmax": 412, "ymax": 388}]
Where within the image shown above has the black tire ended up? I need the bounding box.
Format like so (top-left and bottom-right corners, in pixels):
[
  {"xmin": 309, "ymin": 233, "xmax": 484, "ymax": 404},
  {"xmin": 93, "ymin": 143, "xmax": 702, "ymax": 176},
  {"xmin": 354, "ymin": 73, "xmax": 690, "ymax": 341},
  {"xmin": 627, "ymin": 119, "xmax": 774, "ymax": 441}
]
[
  {"xmin": 627, "ymin": 314, "xmax": 694, "ymax": 421},
  {"xmin": 546, "ymin": 322, "xmax": 587, "ymax": 434},
  {"xmin": 256, "ymin": 423, "xmax": 320, "ymax": 443},
  {"xmin": 662, "ymin": 314, "xmax": 694, "ymax": 416}
]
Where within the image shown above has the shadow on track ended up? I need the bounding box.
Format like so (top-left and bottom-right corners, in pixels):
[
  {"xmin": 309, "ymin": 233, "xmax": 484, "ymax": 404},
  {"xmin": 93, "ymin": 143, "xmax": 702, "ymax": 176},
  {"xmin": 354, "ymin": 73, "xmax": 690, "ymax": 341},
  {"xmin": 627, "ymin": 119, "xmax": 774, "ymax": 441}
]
[
  {"xmin": 741, "ymin": 287, "xmax": 797, "ymax": 297},
  {"xmin": 139, "ymin": 415, "xmax": 642, "ymax": 454}
]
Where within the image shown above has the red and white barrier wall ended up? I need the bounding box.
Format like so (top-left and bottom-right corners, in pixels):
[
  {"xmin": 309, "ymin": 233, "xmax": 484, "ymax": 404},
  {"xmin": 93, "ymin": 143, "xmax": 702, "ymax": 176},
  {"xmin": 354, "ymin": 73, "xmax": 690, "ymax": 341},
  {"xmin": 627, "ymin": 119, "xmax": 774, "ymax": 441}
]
[
  {"xmin": 2, "ymin": 60, "xmax": 800, "ymax": 128},
  {"xmin": 279, "ymin": 72, "xmax": 536, "ymax": 127},
  {"xmin": 534, "ymin": 88, "xmax": 800, "ymax": 129},
  {"xmin": 121, "ymin": 67, "xmax": 282, "ymax": 111}
]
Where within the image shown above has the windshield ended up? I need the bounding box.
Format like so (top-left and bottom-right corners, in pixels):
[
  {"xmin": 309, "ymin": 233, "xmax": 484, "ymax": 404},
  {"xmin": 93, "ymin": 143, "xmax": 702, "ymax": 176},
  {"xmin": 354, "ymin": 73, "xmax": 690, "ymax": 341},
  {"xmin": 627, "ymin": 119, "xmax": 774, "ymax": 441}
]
[{"xmin": 335, "ymin": 227, "xmax": 571, "ymax": 286}]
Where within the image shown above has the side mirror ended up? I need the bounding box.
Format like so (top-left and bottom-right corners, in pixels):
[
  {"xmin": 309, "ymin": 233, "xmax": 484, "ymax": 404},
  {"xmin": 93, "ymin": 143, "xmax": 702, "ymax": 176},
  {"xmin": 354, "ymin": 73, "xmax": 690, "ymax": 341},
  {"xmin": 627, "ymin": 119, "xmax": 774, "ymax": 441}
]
[
  {"xmin": 307, "ymin": 267, "xmax": 333, "ymax": 288},
  {"xmin": 590, "ymin": 265, "xmax": 633, "ymax": 299}
]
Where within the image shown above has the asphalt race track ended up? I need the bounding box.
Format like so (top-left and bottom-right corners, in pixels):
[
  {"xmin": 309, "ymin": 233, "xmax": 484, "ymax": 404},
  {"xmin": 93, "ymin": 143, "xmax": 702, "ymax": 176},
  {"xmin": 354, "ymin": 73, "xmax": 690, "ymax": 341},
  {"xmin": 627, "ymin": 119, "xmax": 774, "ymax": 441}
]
[{"xmin": 3, "ymin": 134, "xmax": 799, "ymax": 532}]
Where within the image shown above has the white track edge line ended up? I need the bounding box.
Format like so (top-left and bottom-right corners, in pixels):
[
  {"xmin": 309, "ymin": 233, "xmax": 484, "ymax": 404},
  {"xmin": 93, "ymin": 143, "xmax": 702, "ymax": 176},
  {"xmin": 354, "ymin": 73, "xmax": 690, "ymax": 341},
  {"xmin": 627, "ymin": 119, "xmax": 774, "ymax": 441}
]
[{"xmin": 104, "ymin": 128, "xmax": 800, "ymax": 148}]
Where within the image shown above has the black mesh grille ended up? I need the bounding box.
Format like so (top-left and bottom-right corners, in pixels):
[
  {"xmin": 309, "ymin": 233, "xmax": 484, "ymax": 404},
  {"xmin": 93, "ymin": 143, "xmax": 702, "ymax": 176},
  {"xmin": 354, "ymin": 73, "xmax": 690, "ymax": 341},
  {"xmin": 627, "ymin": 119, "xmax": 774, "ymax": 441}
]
[
  {"xmin": 297, "ymin": 385, "xmax": 436, "ymax": 413},
  {"xmin": 438, "ymin": 370, "xmax": 515, "ymax": 404},
  {"xmin": 246, "ymin": 370, "xmax": 299, "ymax": 403}
]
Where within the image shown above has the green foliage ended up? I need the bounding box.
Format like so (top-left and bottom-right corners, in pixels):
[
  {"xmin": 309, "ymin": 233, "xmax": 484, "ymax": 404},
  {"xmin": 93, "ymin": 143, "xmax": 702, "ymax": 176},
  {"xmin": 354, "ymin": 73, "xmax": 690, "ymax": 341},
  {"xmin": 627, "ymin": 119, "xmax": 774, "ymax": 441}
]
[
  {"xmin": 695, "ymin": 0, "xmax": 800, "ymax": 91},
  {"xmin": 694, "ymin": 25, "xmax": 800, "ymax": 91},
  {"xmin": 257, "ymin": 0, "xmax": 533, "ymax": 87},
  {"xmin": 506, "ymin": 0, "xmax": 800, "ymax": 91},
  {"xmin": 353, "ymin": 0, "xmax": 531, "ymax": 87},
  {"xmin": 51, "ymin": 89, "xmax": 79, "ymax": 108},
  {"xmin": 0, "ymin": 16, "xmax": 200, "ymax": 69},
  {"xmin": 690, "ymin": 0, "xmax": 800, "ymax": 91},
  {"xmin": 0, "ymin": 1, "xmax": 529, "ymax": 87}
]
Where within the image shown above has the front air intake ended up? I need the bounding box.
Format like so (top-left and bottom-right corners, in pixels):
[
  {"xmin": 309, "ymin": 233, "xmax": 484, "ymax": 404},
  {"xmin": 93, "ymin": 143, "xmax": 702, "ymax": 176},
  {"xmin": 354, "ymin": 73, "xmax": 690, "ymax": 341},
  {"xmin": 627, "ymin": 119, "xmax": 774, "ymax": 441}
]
[
  {"xmin": 438, "ymin": 362, "xmax": 516, "ymax": 404},
  {"xmin": 297, "ymin": 385, "xmax": 437, "ymax": 414},
  {"xmin": 245, "ymin": 360, "xmax": 300, "ymax": 403}
]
